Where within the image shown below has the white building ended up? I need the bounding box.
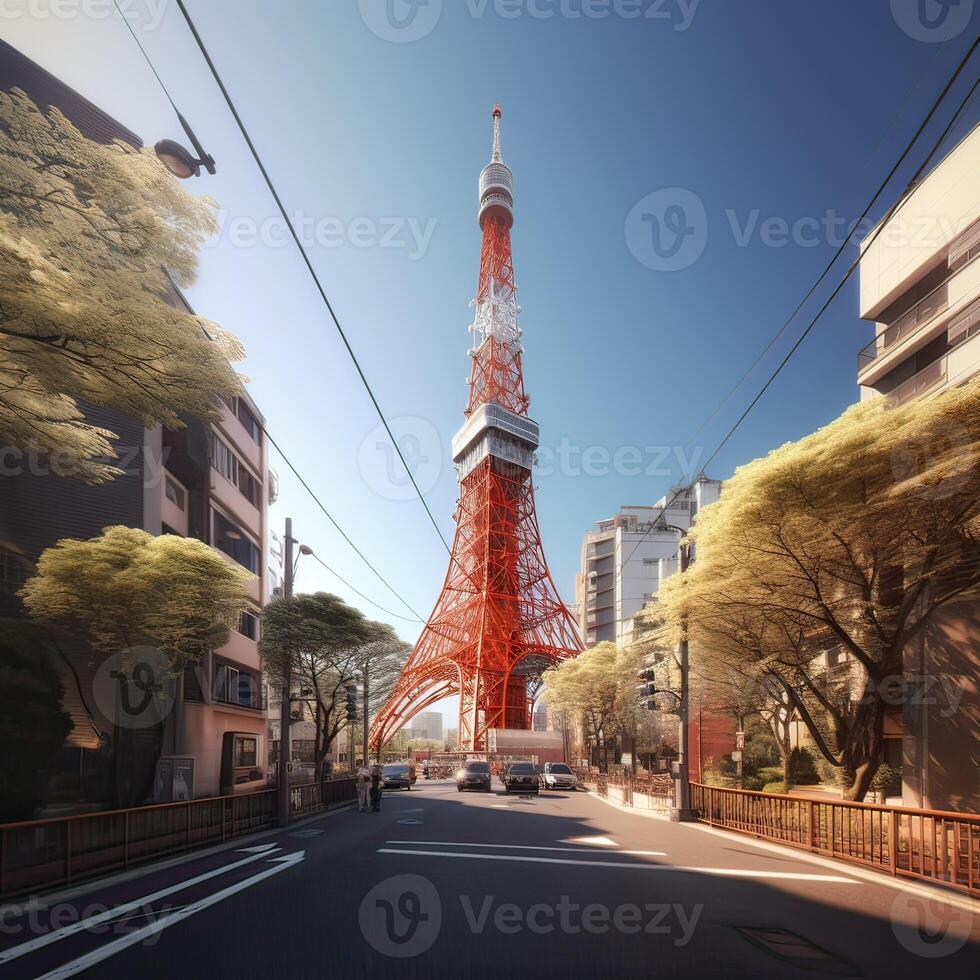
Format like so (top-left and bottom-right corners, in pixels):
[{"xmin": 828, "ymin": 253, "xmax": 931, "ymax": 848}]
[
  {"xmin": 578, "ymin": 479, "xmax": 721, "ymax": 647},
  {"xmin": 856, "ymin": 122, "xmax": 979, "ymax": 811}
]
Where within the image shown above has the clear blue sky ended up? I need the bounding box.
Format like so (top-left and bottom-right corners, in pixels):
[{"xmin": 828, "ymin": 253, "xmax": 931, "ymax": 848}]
[{"xmin": 6, "ymin": 2, "xmax": 978, "ymax": 722}]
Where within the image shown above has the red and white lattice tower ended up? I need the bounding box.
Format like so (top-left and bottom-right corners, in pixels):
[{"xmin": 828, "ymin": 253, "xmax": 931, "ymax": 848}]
[{"xmin": 370, "ymin": 105, "xmax": 583, "ymax": 752}]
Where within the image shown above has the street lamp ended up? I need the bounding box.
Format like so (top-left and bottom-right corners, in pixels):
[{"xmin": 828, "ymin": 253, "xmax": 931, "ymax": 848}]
[
  {"xmin": 154, "ymin": 113, "xmax": 216, "ymax": 179},
  {"xmin": 277, "ymin": 518, "xmax": 313, "ymax": 827}
]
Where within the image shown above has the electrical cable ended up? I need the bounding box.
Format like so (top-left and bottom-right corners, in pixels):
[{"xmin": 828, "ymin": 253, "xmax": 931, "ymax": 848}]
[{"xmin": 171, "ymin": 0, "xmax": 454, "ymax": 558}]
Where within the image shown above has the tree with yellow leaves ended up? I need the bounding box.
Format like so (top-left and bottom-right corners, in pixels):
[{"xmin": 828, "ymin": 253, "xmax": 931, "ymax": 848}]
[
  {"xmin": 652, "ymin": 378, "xmax": 980, "ymax": 801},
  {"xmin": 20, "ymin": 526, "xmax": 252, "ymax": 804},
  {"xmin": 543, "ymin": 641, "xmax": 641, "ymax": 770},
  {"xmin": 0, "ymin": 88, "xmax": 243, "ymax": 482}
]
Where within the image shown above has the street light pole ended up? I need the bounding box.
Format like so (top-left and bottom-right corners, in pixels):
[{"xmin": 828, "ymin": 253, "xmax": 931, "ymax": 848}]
[
  {"xmin": 671, "ymin": 538, "xmax": 698, "ymax": 822},
  {"xmin": 277, "ymin": 517, "xmax": 295, "ymax": 827},
  {"xmin": 362, "ymin": 661, "xmax": 370, "ymax": 769}
]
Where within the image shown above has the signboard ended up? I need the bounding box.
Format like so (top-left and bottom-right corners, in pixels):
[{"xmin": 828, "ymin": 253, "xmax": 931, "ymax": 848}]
[
  {"xmin": 735, "ymin": 731, "xmax": 745, "ymax": 750},
  {"xmin": 620, "ymin": 753, "xmax": 633, "ymax": 767},
  {"xmin": 731, "ymin": 750, "xmax": 743, "ymax": 763},
  {"xmin": 154, "ymin": 756, "xmax": 195, "ymax": 802}
]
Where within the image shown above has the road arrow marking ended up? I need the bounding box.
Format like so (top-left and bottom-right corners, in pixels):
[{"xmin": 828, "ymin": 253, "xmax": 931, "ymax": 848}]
[
  {"xmin": 0, "ymin": 845, "xmax": 282, "ymax": 966},
  {"xmin": 37, "ymin": 852, "xmax": 306, "ymax": 979}
]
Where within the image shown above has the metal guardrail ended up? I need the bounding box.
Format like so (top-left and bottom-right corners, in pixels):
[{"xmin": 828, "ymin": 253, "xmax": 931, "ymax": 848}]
[
  {"xmin": 691, "ymin": 783, "xmax": 980, "ymax": 896},
  {"xmin": 0, "ymin": 776, "xmax": 356, "ymax": 900},
  {"xmin": 576, "ymin": 768, "xmax": 674, "ymax": 814}
]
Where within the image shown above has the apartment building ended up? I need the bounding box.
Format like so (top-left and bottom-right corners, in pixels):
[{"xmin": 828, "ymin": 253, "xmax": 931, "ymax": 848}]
[
  {"xmin": 0, "ymin": 42, "xmax": 271, "ymax": 808},
  {"xmin": 578, "ymin": 480, "xmax": 721, "ymax": 647},
  {"xmin": 856, "ymin": 122, "xmax": 980, "ymax": 811}
]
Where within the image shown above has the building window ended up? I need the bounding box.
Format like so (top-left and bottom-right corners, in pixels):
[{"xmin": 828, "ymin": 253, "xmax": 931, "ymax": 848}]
[
  {"xmin": 237, "ymin": 465, "xmax": 261, "ymax": 508},
  {"xmin": 213, "ymin": 662, "xmax": 262, "ymax": 709},
  {"xmin": 213, "ymin": 663, "xmax": 240, "ymax": 704},
  {"xmin": 165, "ymin": 477, "xmax": 185, "ymax": 510},
  {"xmin": 238, "ymin": 609, "xmax": 259, "ymax": 640},
  {"xmin": 234, "ymin": 736, "xmax": 258, "ymax": 769},
  {"xmin": 161, "ymin": 523, "xmax": 182, "ymax": 537},
  {"xmin": 211, "ymin": 432, "xmax": 238, "ymax": 484},
  {"xmin": 211, "ymin": 432, "xmax": 262, "ymax": 508},
  {"xmin": 184, "ymin": 664, "xmax": 205, "ymax": 702},
  {"xmin": 212, "ymin": 509, "xmax": 260, "ymax": 574},
  {"xmin": 237, "ymin": 401, "xmax": 262, "ymax": 444}
]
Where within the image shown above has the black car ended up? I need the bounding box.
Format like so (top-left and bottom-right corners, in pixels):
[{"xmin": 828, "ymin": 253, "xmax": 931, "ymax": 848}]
[
  {"xmin": 456, "ymin": 760, "xmax": 492, "ymax": 792},
  {"xmin": 381, "ymin": 763, "xmax": 412, "ymax": 790},
  {"xmin": 502, "ymin": 762, "xmax": 540, "ymax": 794}
]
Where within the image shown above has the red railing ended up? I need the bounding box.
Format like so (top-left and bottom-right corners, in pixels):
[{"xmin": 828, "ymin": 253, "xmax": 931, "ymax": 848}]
[
  {"xmin": 691, "ymin": 783, "xmax": 980, "ymax": 896},
  {"xmin": 0, "ymin": 776, "xmax": 356, "ymax": 900}
]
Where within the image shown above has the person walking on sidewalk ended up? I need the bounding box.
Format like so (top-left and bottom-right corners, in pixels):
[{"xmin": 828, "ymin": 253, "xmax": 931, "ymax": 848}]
[
  {"xmin": 356, "ymin": 763, "xmax": 372, "ymax": 812},
  {"xmin": 370, "ymin": 764, "xmax": 383, "ymax": 812}
]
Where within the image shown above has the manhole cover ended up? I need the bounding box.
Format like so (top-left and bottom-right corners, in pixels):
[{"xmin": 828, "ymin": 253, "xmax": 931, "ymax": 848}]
[
  {"xmin": 735, "ymin": 927, "xmax": 860, "ymax": 976},
  {"xmin": 289, "ymin": 829, "xmax": 324, "ymax": 838},
  {"xmin": 397, "ymin": 818, "xmax": 424, "ymax": 825}
]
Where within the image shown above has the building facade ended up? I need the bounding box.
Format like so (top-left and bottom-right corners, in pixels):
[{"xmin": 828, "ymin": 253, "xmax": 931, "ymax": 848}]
[
  {"xmin": 856, "ymin": 122, "xmax": 980, "ymax": 812},
  {"xmin": 0, "ymin": 42, "xmax": 271, "ymax": 808},
  {"xmin": 578, "ymin": 480, "xmax": 721, "ymax": 647}
]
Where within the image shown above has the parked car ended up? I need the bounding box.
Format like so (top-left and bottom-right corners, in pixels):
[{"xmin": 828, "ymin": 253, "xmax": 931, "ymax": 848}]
[
  {"xmin": 502, "ymin": 761, "xmax": 540, "ymax": 794},
  {"xmin": 456, "ymin": 760, "xmax": 492, "ymax": 792},
  {"xmin": 381, "ymin": 763, "xmax": 413, "ymax": 790},
  {"xmin": 541, "ymin": 762, "xmax": 578, "ymax": 791}
]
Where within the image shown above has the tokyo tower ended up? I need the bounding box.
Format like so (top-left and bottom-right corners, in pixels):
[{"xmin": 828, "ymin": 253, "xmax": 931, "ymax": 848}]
[{"xmin": 370, "ymin": 105, "xmax": 583, "ymax": 752}]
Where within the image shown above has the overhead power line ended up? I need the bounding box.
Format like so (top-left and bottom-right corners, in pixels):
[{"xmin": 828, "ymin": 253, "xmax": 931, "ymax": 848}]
[
  {"xmin": 619, "ymin": 37, "xmax": 980, "ymax": 575},
  {"xmin": 309, "ymin": 553, "xmax": 424, "ymax": 624},
  {"xmin": 170, "ymin": 0, "xmax": 454, "ymax": 558},
  {"xmin": 262, "ymin": 426, "xmax": 426, "ymax": 623},
  {"xmin": 686, "ymin": 34, "xmax": 979, "ymax": 450}
]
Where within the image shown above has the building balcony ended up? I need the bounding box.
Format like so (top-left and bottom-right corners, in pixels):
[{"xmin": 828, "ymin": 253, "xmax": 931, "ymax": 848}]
[
  {"xmin": 857, "ymin": 282, "xmax": 948, "ymax": 375},
  {"xmin": 857, "ymin": 253, "xmax": 979, "ymax": 385}
]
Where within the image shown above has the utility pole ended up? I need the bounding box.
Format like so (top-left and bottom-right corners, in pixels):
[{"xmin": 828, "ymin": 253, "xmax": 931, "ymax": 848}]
[
  {"xmin": 361, "ymin": 661, "xmax": 370, "ymax": 768},
  {"xmin": 277, "ymin": 517, "xmax": 295, "ymax": 827},
  {"xmin": 671, "ymin": 538, "xmax": 698, "ymax": 822}
]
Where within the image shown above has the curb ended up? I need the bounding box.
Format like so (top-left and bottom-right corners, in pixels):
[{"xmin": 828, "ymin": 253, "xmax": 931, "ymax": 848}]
[
  {"xmin": 583, "ymin": 787, "xmax": 980, "ymax": 914},
  {"xmin": 0, "ymin": 800, "xmax": 356, "ymax": 919}
]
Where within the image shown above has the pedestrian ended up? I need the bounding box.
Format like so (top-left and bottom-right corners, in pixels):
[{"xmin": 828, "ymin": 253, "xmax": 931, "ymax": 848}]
[
  {"xmin": 356, "ymin": 762, "xmax": 372, "ymax": 812},
  {"xmin": 370, "ymin": 764, "xmax": 383, "ymax": 812}
]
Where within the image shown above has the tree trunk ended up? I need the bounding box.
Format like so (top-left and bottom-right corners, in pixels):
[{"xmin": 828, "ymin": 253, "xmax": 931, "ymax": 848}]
[{"xmin": 839, "ymin": 695, "xmax": 885, "ymax": 802}]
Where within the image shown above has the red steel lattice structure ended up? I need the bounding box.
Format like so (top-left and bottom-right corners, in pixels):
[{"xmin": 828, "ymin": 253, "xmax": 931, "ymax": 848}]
[{"xmin": 371, "ymin": 106, "xmax": 582, "ymax": 752}]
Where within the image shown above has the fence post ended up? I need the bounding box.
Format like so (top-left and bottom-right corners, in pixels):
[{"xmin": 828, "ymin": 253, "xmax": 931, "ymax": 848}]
[
  {"xmin": 65, "ymin": 821, "xmax": 72, "ymax": 885},
  {"xmin": 888, "ymin": 808, "xmax": 898, "ymax": 876},
  {"xmin": 124, "ymin": 811, "xmax": 130, "ymax": 868}
]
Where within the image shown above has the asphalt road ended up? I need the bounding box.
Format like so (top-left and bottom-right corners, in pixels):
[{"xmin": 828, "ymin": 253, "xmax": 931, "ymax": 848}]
[{"xmin": 1, "ymin": 779, "xmax": 977, "ymax": 979}]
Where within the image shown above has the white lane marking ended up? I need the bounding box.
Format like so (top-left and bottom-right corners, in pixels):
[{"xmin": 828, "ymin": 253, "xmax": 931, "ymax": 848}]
[
  {"xmin": 377, "ymin": 848, "xmax": 858, "ymax": 882},
  {"xmin": 566, "ymin": 835, "xmax": 617, "ymax": 847},
  {"xmin": 385, "ymin": 840, "xmax": 667, "ymax": 857},
  {"xmin": 0, "ymin": 845, "xmax": 282, "ymax": 965},
  {"xmin": 36, "ymin": 852, "xmax": 306, "ymax": 980}
]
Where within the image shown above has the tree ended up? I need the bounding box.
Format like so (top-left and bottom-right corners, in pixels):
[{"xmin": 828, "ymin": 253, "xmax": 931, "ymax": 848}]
[
  {"xmin": 19, "ymin": 526, "xmax": 252, "ymax": 804},
  {"xmin": 260, "ymin": 593, "xmax": 403, "ymax": 772},
  {"xmin": 653, "ymin": 377, "xmax": 980, "ymax": 800},
  {"xmin": 0, "ymin": 619, "xmax": 73, "ymax": 820},
  {"xmin": 543, "ymin": 642, "xmax": 640, "ymax": 770},
  {"xmin": 0, "ymin": 88, "xmax": 244, "ymax": 482}
]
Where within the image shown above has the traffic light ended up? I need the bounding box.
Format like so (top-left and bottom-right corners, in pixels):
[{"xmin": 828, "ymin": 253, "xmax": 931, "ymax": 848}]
[
  {"xmin": 345, "ymin": 683, "xmax": 359, "ymax": 722},
  {"xmin": 637, "ymin": 668, "xmax": 657, "ymax": 710}
]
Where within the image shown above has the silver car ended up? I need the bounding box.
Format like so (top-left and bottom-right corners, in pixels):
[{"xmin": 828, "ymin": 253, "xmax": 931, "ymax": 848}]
[{"xmin": 542, "ymin": 763, "xmax": 578, "ymax": 791}]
